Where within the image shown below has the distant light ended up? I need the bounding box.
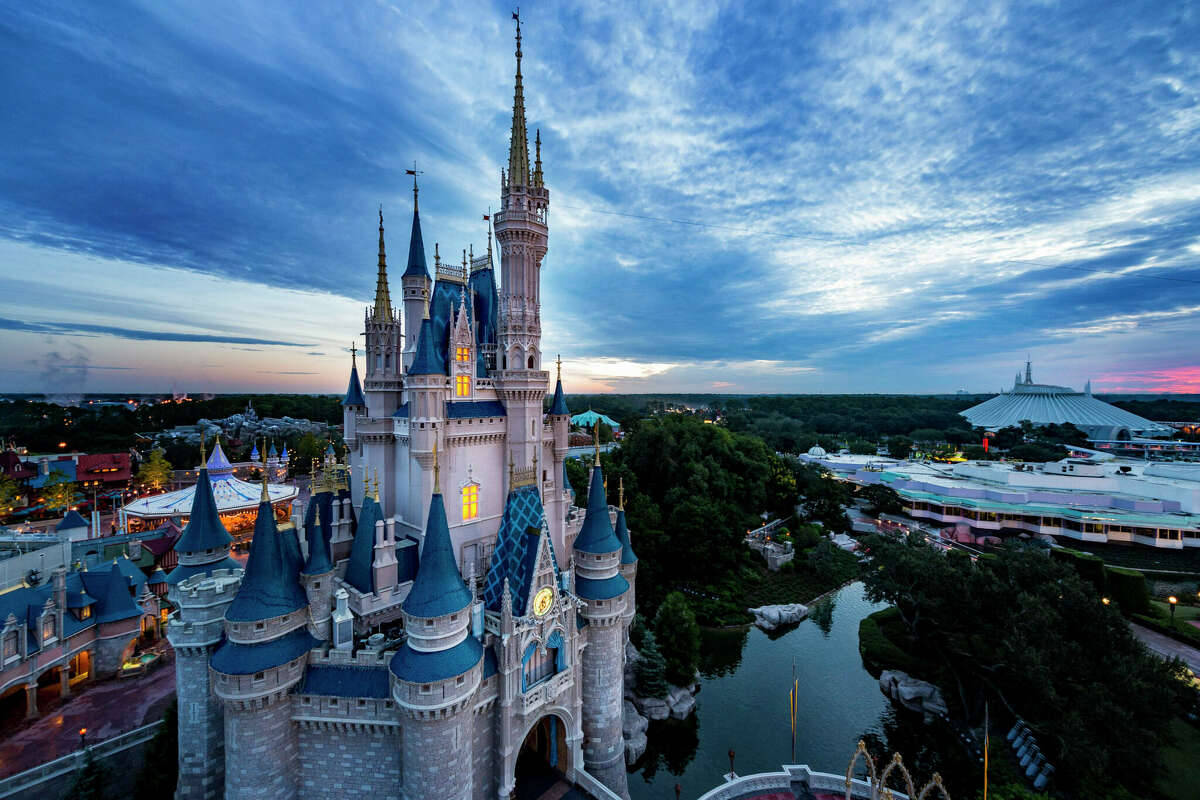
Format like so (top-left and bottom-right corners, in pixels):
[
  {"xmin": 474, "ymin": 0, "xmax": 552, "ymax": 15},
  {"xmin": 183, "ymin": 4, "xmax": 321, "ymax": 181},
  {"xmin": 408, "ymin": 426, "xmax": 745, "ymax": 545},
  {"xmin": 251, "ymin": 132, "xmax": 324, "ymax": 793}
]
[
  {"xmin": 58, "ymin": 442, "xmax": 67, "ymax": 448},
  {"xmin": 1168, "ymin": 595, "xmax": 1178, "ymax": 605}
]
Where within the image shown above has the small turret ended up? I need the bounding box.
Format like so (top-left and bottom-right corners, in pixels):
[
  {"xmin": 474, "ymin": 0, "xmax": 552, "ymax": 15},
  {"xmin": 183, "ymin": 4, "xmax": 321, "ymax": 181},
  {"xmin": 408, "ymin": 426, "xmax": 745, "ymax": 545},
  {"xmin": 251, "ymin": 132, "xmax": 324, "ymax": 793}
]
[
  {"xmin": 402, "ymin": 173, "xmax": 432, "ymax": 370},
  {"xmin": 165, "ymin": 438, "xmax": 241, "ymax": 596}
]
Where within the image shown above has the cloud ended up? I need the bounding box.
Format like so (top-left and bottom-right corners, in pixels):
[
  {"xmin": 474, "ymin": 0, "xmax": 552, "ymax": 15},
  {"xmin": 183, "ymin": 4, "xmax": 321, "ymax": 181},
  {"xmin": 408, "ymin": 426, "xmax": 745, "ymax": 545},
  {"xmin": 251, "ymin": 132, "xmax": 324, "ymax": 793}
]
[{"xmin": 0, "ymin": 317, "xmax": 315, "ymax": 347}]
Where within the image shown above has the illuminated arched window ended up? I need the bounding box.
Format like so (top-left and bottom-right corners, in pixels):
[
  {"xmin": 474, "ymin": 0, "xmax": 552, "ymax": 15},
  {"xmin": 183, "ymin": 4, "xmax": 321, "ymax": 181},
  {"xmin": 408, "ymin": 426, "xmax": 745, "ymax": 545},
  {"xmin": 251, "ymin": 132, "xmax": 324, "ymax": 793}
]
[
  {"xmin": 456, "ymin": 346, "xmax": 470, "ymax": 363},
  {"xmin": 462, "ymin": 483, "xmax": 479, "ymax": 521},
  {"xmin": 456, "ymin": 375, "xmax": 470, "ymax": 396}
]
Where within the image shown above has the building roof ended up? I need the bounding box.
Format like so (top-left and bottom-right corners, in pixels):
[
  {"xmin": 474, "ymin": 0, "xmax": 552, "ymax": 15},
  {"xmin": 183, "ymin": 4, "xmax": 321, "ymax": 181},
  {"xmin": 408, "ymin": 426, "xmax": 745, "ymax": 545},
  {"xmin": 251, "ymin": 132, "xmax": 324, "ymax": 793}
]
[
  {"xmin": 300, "ymin": 665, "xmax": 391, "ymax": 698},
  {"xmin": 124, "ymin": 464, "xmax": 297, "ymax": 522},
  {"xmin": 402, "ymin": 493, "xmax": 472, "ymax": 619},
  {"xmin": 446, "ymin": 400, "xmax": 506, "ymax": 419},
  {"xmin": 574, "ymin": 573, "xmax": 629, "ymax": 600},
  {"xmin": 570, "ymin": 410, "xmax": 619, "ymax": 429},
  {"xmin": 961, "ymin": 366, "xmax": 1172, "ymax": 436},
  {"xmin": 550, "ymin": 378, "xmax": 569, "ymax": 416},
  {"xmin": 88, "ymin": 562, "xmax": 143, "ymax": 624},
  {"xmin": 402, "ymin": 204, "xmax": 428, "ymax": 279},
  {"xmin": 483, "ymin": 484, "xmax": 555, "ymax": 615},
  {"xmin": 164, "ymin": 557, "xmax": 243, "ymax": 586},
  {"xmin": 344, "ymin": 494, "xmax": 379, "ymax": 594},
  {"xmin": 170, "ymin": 468, "xmax": 233, "ymax": 553},
  {"xmin": 390, "ymin": 632, "xmax": 482, "ymax": 683},
  {"xmin": 468, "ymin": 265, "xmax": 498, "ymax": 354},
  {"xmin": 0, "ymin": 566, "xmax": 143, "ymax": 657},
  {"xmin": 210, "ymin": 627, "xmax": 321, "ymax": 675},
  {"xmin": 573, "ymin": 465, "xmax": 621, "ymax": 555},
  {"xmin": 27, "ymin": 459, "xmax": 76, "ymax": 489},
  {"xmin": 343, "ymin": 359, "xmax": 366, "ymax": 407},
  {"xmin": 393, "ymin": 403, "xmax": 409, "ymax": 419},
  {"xmin": 615, "ymin": 508, "xmax": 637, "ymax": 565},
  {"xmin": 77, "ymin": 453, "xmax": 132, "ymax": 484},
  {"xmin": 301, "ymin": 493, "xmax": 333, "ymax": 576},
  {"xmin": 56, "ymin": 510, "xmax": 88, "ymax": 532},
  {"xmin": 225, "ymin": 500, "xmax": 309, "ymax": 623},
  {"xmin": 408, "ymin": 317, "xmax": 441, "ymax": 376},
  {"xmin": 111, "ymin": 554, "xmax": 148, "ymax": 592}
]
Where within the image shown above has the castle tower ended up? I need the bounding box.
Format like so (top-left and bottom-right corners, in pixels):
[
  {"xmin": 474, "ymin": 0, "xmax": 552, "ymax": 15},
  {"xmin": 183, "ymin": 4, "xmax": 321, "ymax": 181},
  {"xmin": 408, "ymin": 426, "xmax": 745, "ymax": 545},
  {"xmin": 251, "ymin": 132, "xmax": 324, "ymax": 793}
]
[
  {"xmin": 546, "ymin": 357, "xmax": 571, "ymax": 554},
  {"xmin": 403, "ymin": 304, "xmax": 443, "ymax": 521},
  {"xmin": 164, "ymin": 439, "xmax": 241, "ymax": 600},
  {"xmin": 343, "ymin": 345, "xmax": 367, "ymax": 462},
  {"xmin": 365, "ymin": 208, "xmax": 403, "ymax": 417},
  {"xmin": 573, "ymin": 446, "xmax": 631, "ymax": 799},
  {"xmin": 300, "ymin": 499, "xmax": 335, "ymax": 641},
  {"xmin": 344, "ymin": 484, "xmax": 380, "ymax": 596},
  {"xmin": 170, "ymin": 568, "xmax": 240, "ymax": 800},
  {"xmin": 210, "ymin": 482, "xmax": 318, "ymax": 800},
  {"xmin": 614, "ymin": 478, "xmax": 638, "ymax": 633},
  {"xmin": 389, "ymin": 453, "xmax": 482, "ymax": 800},
  {"xmin": 401, "ymin": 178, "xmax": 431, "ymax": 371},
  {"xmin": 493, "ymin": 14, "xmax": 551, "ymax": 469},
  {"xmin": 449, "ymin": 290, "xmax": 476, "ymax": 400}
]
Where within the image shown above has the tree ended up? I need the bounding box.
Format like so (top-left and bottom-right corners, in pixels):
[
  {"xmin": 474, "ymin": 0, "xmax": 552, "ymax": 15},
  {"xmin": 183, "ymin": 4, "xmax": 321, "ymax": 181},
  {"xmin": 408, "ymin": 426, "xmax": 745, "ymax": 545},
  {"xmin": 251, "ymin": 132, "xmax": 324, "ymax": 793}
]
[
  {"xmin": 293, "ymin": 433, "xmax": 326, "ymax": 475},
  {"xmin": 653, "ymin": 592, "xmax": 700, "ymax": 685},
  {"xmin": 860, "ymin": 484, "xmax": 902, "ymax": 517},
  {"xmin": 42, "ymin": 469, "xmax": 76, "ymax": 513},
  {"xmin": 133, "ymin": 700, "xmax": 178, "ymax": 800},
  {"xmin": 136, "ymin": 448, "xmax": 173, "ymax": 491},
  {"xmin": 886, "ymin": 436, "xmax": 913, "ymax": 460},
  {"xmin": 0, "ymin": 475, "xmax": 18, "ymax": 520},
  {"xmin": 62, "ymin": 748, "xmax": 111, "ymax": 800},
  {"xmin": 634, "ymin": 629, "xmax": 670, "ymax": 699},
  {"xmin": 796, "ymin": 464, "xmax": 852, "ymax": 534}
]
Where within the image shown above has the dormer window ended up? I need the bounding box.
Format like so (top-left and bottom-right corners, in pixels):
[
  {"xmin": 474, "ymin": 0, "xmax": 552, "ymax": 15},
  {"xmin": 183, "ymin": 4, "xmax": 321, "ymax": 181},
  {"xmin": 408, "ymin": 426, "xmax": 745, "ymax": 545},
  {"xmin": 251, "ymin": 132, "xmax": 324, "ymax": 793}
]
[
  {"xmin": 42, "ymin": 617, "xmax": 56, "ymax": 644},
  {"xmin": 456, "ymin": 347, "xmax": 470, "ymax": 363},
  {"xmin": 462, "ymin": 484, "xmax": 479, "ymax": 521},
  {"xmin": 3, "ymin": 630, "xmax": 18, "ymax": 662},
  {"xmin": 456, "ymin": 375, "xmax": 470, "ymax": 397},
  {"xmin": 77, "ymin": 606, "xmax": 91, "ymax": 621}
]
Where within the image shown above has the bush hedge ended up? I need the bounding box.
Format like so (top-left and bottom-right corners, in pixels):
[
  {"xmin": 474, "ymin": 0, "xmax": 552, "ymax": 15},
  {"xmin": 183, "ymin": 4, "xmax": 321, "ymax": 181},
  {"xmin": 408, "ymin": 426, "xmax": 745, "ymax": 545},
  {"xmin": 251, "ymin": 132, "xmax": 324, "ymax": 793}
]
[
  {"xmin": 857, "ymin": 607, "xmax": 928, "ymax": 678},
  {"xmin": 1052, "ymin": 547, "xmax": 1106, "ymax": 593},
  {"xmin": 1105, "ymin": 566, "xmax": 1150, "ymax": 614}
]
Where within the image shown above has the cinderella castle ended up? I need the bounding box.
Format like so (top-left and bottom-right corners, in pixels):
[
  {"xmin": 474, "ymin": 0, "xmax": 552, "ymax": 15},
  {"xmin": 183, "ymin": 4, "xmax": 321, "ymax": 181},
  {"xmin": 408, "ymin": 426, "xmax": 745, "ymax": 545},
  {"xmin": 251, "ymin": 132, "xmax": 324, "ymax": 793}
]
[{"xmin": 167, "ymin": 16, "xmax": 637, "ymax": 800}]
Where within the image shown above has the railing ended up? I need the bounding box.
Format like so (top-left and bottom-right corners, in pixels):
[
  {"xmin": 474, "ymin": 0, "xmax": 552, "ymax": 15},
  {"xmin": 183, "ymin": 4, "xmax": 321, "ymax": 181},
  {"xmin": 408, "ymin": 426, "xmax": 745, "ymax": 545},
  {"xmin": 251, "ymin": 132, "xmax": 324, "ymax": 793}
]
[
  {"xmin": 0, "ymin": 720, "xmax": 164, "ymax": 798},
  {"xmin": 571, "ymin": 768, "xmax": 624, "ymax": 800},
  {"xmin": 520, "ymin": 669, "xmax": 571, "ymax": 714},
  {"xmin": 695, "ymin": 765, "xmax": 906, "ymax": 800}
]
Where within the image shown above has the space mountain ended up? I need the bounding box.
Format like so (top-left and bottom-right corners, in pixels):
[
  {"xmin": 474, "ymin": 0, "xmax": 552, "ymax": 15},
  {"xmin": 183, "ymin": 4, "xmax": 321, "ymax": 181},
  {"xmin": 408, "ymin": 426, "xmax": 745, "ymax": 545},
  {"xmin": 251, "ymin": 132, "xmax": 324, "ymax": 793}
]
[{"xmin": 168, "ymin": 16, "xmax": 639, "ymax": 800}]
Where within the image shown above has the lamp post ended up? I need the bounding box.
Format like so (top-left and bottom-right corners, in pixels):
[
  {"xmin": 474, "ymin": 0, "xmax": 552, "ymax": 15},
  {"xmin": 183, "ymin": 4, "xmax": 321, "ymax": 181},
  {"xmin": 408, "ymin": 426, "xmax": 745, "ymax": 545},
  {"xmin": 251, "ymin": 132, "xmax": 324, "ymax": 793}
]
[
  {"xmin": 728, "ymin": 748, "xmax": 736, "ymax": 777},
  {"xmin": 1101, "ymin": 597, "xmax": 1110, "ymax": 606},
  {"xmin": 79, "ymin": 727, "xmax": 87, "ymax": 749},
  {"xmin": 1169, "ymin": 596, "xmax": 1178, "ymax": 624}
]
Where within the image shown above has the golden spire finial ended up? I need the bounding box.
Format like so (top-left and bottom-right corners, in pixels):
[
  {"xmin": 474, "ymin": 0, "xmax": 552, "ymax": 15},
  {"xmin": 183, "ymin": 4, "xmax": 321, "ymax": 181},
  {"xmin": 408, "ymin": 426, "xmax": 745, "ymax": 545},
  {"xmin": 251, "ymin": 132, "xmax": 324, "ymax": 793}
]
[
  {"xmin": 199, "ymin": 434, "xmax": 206, "ymax": 464},
  {"xmin": 433, "ymin": 440, "xmax": 440, "ymax": 494},
  {"xmin": 407, "ymin": 162, "xmax": 421, "ymax": 213},
  {"xmin": 619, "ymin": 476, "xmax": 625, "ymax": 510},
  {"xmin": 556, "ymin": 354, "xmax": 561, "ymax": 381},
  {"xmin": 351, "ymin": 341, "xmax": 357, "ymax": 368},
  {"xmin": 372, "ymin": 468, "xmax": 380, "ymax": 502},
  {"xmin": 374, "ymin": 206, "xmax": 392, "ymax": 320},
  {"xmin": 593, "ymin": 420, "xmax": 600, "ymax": 467},
  {"xmin": 507, "ymin": 9, "xmax": 530, "ymax": 187}
]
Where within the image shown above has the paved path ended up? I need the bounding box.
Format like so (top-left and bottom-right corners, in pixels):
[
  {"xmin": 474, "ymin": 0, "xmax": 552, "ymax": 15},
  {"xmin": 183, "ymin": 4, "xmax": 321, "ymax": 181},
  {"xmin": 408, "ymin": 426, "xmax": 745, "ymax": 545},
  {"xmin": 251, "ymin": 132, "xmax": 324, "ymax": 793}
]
[
  {"xmin": 0, "ymin": 658, "xmax": 176, "ymax": 779},
  {"xmin": 1130, "ymin": 622, "xmax": 1200, "ymax": 673}
]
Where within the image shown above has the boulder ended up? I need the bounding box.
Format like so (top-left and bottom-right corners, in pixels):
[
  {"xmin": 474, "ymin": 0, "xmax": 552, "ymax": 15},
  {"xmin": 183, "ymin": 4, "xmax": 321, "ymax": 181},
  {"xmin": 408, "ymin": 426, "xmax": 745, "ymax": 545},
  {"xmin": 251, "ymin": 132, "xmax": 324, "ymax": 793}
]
[
  {"xmin": 879, "ymin": 670, "xmax": 948, "ymax": 723},
  {"xmin": 625, "ymin": 729, "xmax": 647, "ymax": 763},
  {"xmin": 669, "ymin": 692, "xmax": 696, "ymax": 720},
  {"xmin": 748, "ymin": 603, "xmax": 808, "ymax": 630},
  {"xmin": 638, "ymin": 696, "xmax": 670, "ymax": 721}
]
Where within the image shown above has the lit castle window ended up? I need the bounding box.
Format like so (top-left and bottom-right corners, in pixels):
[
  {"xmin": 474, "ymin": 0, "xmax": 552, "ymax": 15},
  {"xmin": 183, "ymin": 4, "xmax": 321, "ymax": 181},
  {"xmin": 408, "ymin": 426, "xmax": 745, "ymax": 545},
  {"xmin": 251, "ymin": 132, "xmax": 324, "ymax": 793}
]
[
  {"xmin": 456, "ymin": 375, "xmax": 470, "ymax": 396},
  {"xmin": 462, "ymin": 484, "xmax": 479, "ymax": 521},
  {"xmin": 456, "ymin": 346, "xmax": 470, "ymax": 362}
]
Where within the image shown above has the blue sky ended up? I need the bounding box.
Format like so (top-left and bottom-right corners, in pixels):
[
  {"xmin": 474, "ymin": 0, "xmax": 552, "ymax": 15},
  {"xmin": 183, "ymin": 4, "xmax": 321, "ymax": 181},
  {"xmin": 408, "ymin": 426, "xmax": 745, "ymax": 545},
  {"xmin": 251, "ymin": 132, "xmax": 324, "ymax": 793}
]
[{"xmin": 1, "ymin": 0, "xmax": 1198, "ymax": 395}]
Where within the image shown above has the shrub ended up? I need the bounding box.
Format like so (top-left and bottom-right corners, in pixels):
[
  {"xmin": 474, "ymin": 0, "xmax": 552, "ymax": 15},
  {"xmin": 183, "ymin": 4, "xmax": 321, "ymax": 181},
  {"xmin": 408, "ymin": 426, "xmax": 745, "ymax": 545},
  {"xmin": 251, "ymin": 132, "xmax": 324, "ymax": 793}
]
[
  {"xmin": 857, "ymin": 607, "xmax": 927, "ymax": 678},
  {"xmin": 634, "ymin": 630, "xmax": 670, "ymax": 699},
  {"xmin": 1105, "ymin": 567, "xmax": 1150, "ymax": 614},
  {"xmin": 654, "ymin": 592, "xmax": 701, "ymax": 685},
  {"xmin": 1051, "ymin": 548, "xmax": 1105, "ymax": 594}
]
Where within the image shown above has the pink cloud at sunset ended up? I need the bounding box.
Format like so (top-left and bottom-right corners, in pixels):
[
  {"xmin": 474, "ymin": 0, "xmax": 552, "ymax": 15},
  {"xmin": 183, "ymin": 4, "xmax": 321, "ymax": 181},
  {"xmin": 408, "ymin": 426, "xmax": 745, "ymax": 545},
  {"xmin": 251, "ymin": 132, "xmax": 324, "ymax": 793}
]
[{"xmin": 1094, "ymin": 366, "xmax": 1200, "ymax": 394}]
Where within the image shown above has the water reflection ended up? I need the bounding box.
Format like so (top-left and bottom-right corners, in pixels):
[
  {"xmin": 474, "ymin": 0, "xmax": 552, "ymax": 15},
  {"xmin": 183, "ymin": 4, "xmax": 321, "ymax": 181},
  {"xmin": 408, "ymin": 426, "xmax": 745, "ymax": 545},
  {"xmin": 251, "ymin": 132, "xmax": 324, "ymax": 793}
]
[{"xmin": 626, "ymin": 583, "xmax": 976, "ymax": 800}]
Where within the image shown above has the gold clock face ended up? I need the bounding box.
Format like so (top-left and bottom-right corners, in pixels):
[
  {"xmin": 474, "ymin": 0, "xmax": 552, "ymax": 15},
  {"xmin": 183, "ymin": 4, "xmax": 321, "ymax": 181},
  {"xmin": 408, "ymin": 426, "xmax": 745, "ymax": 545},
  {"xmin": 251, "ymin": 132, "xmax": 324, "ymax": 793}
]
[{"xmin": 532, "ymin": 587, "xmax": 555, "ymax": 617}]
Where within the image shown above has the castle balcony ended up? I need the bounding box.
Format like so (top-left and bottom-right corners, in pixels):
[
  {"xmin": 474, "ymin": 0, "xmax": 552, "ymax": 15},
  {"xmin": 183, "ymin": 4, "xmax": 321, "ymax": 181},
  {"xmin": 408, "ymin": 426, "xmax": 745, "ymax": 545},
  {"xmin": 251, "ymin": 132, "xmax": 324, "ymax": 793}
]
[
  {"xmin": 493, "ymin": 208, "xmax": 547, "ymax": 227},
  {"xmin": 519, "ymin": 668, "xmax": 571, "ymax": 716}
]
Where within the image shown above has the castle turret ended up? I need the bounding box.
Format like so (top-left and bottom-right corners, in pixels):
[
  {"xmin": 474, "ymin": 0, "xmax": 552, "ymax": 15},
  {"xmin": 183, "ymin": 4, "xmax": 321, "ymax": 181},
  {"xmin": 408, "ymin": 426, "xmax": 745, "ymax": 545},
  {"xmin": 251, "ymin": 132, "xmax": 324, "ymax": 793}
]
[
  {"xmin": 547, "ymin": 355, "xmax": 572, "ymax": 555},
  {"xmin": 614, "ymin": 478, "xmax": 638, "ymax": 631},
  {"xmin": 390, "ymin": 449, "xmax": 482, "ymax": 800},
  {"xmin": 494, "ymin": 14, "xmax": 550, "ymax": 469},
  {"xmin": 365, "ymin": 208, "xmax": 403, "ymax": 417},
  {"xmin": 404, "ymin": 304, "xmax": 443, "ymax": 519},
  {"xmin": 401, "ymin": 177, "xmax": 431, "ymax": 371},
  {"xmin": 343, "ymin": 345, "xmax": 367, "ymax": 460},
  {"xmin": 572, "ymin": 441, "xmax": 631, "ymax": 799},
  {"xmin": 344, "ymin": 488, "xmax": 380, "ymax": 595},
  {"xmin": 211, "ymin": 483, "xmax": 318, "ymax": 800},
  {"xmin": 300, "ymin": 499, "xmax": 335, "ymax": 641},
  {"xmin": 164, "ymin": 438, "xmax": 241, "ymax": 600}
]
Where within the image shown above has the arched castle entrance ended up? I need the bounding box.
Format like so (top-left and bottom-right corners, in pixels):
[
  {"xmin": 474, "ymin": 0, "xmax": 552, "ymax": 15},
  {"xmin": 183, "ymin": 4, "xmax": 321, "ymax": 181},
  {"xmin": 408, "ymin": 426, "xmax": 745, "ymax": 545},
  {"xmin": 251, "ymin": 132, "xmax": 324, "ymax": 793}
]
[{"xmin": 513, "ymin": 712, "xmax": 572, "ymax": 800}]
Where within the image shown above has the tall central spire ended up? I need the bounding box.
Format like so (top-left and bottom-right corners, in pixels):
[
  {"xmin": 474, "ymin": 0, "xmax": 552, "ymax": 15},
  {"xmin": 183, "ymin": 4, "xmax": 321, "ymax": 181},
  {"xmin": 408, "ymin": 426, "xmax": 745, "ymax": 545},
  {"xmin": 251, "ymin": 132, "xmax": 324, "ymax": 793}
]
[
  {"xmin": 507, "ymin": 12, "xmax": 530, "ymax": 188},
  {"xmin": 374, "ymin": 207, "xmax": 393, "ymax": 320}
]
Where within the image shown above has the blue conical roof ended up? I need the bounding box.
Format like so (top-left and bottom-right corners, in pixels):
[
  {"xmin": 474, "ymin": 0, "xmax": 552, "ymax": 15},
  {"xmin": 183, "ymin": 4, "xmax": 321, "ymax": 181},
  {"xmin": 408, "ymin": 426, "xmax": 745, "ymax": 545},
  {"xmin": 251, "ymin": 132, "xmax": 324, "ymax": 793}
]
[
  {"xmin": 56, "ymin": 510, "xmax": 88, "ymax": 532},
  {"xmin": 206, "ymin": 439, "xmax": 234, "ymax": 476},
  {"xmin": 174, "ymin": 468, "xmax": 233, "ymax": 553},
  {"xmin": 402, "ymin": 206, "xmax": 428, "ymax": 278},
  {"xmin": 344, "ymin": 495, "xmax": 379, "ymax": 594},
  {"xmin": 615, "ymin": 508, "xmax": 637, "ymax": 565},
  {"xmin": 226, "ymin": 500, "xmax": 309, "ymax": 622},
  {"xmin": 574, "ymin": 465, "xmax": 621, "ymax": 554},
  {"xmin": 268, "ymin": 442, "xmax": 279, "ymax": 458},
  {"xmin": 403, "ymin": 493, "xmax": 472, "ymax": 618},
  {"xmin": 409, "ymin": 317, "xmax": 441, "ymax": 376},
  {"xmin": 93, "ymin": 563, "xmax": 142, "ymax": 624},
  {"xmin": 550, "ymin": 377, "xmax": 569, "ymax": 416},
  {"xmin": 301, "ymin": 494, "xmax": 333, "ymax": 576},
  {"xmin": 250, "ymin": 443, "xmax": 260, "ymax": 461},
  {"xmin": 343, "ymin": 360, "xmax": 366, "ymax": 407}
]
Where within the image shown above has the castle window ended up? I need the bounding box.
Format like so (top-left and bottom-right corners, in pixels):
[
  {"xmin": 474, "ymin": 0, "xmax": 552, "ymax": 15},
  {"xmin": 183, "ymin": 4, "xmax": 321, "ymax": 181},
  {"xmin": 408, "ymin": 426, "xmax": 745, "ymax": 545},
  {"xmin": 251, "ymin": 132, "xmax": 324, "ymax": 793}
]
[
  {"xmin": 456, "ymin": 346, "xmax": 470, "ymax": 363},
  {"xmin": 253, "ymin": 672, "xmax": 264, "ymax": 681},
  {"xmin": 255, "ymin": 622, "xmax": 265, "ymax": 630},
  {"xmin": 2, "ymin": 630, "xmax": 17, "ymax": 662},
  {"xmin": 456, "ymin": 675, "xmax": 465, "ymax": 686},
  {"xmin": 462, "ymin": 484, "xmax": 479, "ymax": 521},
  {"xmin": 77, "ymin": 606, "xmax": 91, "ymax": 621},
  {"xmin": 42, "ymin": 617, "xmax": 56, "ymax": 644},
  {"xmin": 420, "ymin": 684, "xmax": 432, "ymax": 694},
  {"xmin": 456, "ymin": 375, "xmax": 470, "ymax": 397}
]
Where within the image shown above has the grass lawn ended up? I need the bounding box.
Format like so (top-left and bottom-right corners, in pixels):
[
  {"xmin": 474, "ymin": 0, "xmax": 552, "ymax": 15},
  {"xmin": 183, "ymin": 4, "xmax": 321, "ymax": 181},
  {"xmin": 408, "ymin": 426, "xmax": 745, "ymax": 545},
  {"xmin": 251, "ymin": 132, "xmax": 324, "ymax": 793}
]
[
  {"xmin": 1155, "ymin": 718, "xmax": 1200, "ymax": 800},
  {"xmin": 1149, "ymin": 599, "xmax": 1200, "ymax": 622}
]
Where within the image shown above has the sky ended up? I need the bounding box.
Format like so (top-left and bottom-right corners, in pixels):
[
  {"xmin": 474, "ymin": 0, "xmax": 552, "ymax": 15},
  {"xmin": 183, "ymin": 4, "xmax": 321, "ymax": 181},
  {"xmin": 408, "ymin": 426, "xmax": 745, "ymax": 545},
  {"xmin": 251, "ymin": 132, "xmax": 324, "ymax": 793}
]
[{"xmin": 1, "ymin": 0, "xmax": 1199, "ymax": 396}]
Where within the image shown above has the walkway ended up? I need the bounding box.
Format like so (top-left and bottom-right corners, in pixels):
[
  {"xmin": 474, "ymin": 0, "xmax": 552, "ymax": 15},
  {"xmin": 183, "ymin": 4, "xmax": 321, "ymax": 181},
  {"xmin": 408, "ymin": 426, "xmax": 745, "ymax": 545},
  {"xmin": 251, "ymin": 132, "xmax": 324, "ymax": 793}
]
[
  {"xmin": 1130, "ymin": 622, "xmax": 1200, "ymax": 674},
  {"xmin": 0, "ymin": 658, "xmax": 175, "ymax": 779}
]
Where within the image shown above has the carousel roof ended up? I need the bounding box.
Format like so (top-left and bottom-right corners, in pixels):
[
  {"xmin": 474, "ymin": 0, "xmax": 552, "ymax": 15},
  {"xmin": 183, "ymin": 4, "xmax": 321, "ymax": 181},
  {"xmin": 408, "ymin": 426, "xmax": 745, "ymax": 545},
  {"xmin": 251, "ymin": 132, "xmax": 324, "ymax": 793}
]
[{"xmin": 123, "ymin": 439, "xmax": 297, "ymax": 519}]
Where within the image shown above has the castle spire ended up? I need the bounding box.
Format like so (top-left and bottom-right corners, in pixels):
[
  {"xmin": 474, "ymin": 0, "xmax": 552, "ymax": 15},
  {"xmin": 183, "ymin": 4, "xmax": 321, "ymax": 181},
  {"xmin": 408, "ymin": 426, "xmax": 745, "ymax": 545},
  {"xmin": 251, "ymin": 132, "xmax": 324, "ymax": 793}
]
[
  {"xmin": 402, "ymin": 166, "xmax": 428, "ymax": 278},
  {"xmin": 507, "ymin": 11, "xmax": 530, "ymax": 188},
  {"xmin": 533, "ymin": 127, "xmax": 543, "ymax": 188},
  {"xmin": 373, "ymin": 207, "xmax": 393, "ymax": 320}
]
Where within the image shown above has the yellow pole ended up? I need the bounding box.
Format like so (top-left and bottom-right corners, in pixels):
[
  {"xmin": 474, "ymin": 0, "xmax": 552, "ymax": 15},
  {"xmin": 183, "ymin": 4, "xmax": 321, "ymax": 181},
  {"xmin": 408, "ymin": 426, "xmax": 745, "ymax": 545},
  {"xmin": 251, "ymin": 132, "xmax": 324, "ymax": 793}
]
[{"xmin": 983, "ymin": 702, "xmax": 989, "ymax": 800}]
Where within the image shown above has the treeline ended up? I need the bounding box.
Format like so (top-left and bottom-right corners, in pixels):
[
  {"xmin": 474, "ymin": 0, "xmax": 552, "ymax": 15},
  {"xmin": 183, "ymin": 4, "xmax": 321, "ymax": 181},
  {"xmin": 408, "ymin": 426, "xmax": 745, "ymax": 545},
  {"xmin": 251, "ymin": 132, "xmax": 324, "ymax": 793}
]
[{"xmin": 0, "ymin": 395, "xmax": 342, "ymax": 454}]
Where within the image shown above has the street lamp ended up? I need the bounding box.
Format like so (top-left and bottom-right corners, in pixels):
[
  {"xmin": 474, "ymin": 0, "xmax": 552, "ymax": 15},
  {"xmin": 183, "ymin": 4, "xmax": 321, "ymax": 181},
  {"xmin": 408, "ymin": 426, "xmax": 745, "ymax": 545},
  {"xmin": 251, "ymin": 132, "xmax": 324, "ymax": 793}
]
[
  {"xmin": 1102, "ymin": 597, "xmax": 1110, "ymax": 606},
  {"xmin": 1168, "ymin": 595, "xmax": 1178, "ymax": 624},
  {"xmin": 79, "ymin": 727, "xmax": 87, "ymax": 749}
]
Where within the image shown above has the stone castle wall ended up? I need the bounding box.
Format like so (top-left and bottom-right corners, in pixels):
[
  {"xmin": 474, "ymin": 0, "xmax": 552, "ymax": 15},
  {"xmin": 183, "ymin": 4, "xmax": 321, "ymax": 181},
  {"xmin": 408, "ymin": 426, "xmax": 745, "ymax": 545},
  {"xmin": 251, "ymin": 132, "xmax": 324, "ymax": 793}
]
[
  {"xmin": 225, "ymin": 695, "xmax": 298, "ymax": 800},
  {"xmin": 471, "ymin": 704, "xmax": 497, "ymax": 800},
  {"xmin": 296, "ymin": 723, "xmax": 401, "ymax": 798},
  {"xmin": 174, "ymin": 649, "xmax": 225, "ymax": 800},
  {"xmin": 401, "ymin": 710, "xmax": 476, "ymax": 800},
  {"xmin": 580, "ymin": 619, "xmax": 629, "ymax": 798}
]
